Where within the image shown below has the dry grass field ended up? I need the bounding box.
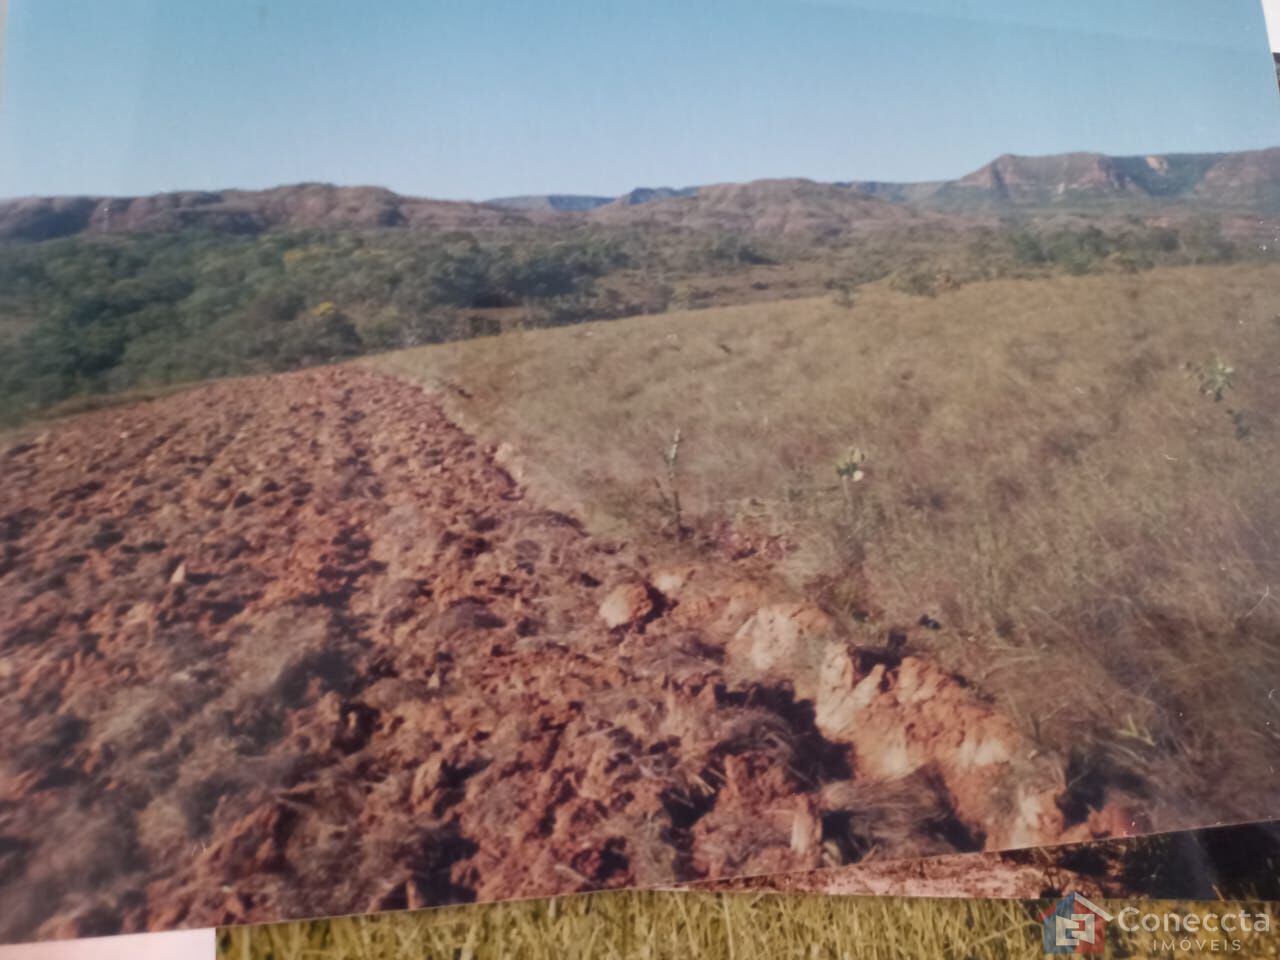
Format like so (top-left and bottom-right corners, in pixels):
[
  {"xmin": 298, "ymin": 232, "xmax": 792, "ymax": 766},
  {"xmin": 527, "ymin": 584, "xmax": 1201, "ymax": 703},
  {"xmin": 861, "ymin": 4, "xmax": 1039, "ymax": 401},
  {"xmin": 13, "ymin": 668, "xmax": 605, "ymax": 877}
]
[
  {"xmin": 370, "ymin": 262, "xmax": 1280, "ymax": 834},
  {"xmin": 217, "ymin": 890, "xmax": 1280, "ymax": 959}
]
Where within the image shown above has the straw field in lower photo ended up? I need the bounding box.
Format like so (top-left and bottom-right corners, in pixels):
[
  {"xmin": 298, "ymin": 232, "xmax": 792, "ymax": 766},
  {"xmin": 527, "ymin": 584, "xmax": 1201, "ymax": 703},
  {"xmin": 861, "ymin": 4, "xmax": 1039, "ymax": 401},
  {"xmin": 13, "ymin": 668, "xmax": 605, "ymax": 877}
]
[{"xmin": 217, "ymin": 889, "xmax": 1280, "ymax": 960}]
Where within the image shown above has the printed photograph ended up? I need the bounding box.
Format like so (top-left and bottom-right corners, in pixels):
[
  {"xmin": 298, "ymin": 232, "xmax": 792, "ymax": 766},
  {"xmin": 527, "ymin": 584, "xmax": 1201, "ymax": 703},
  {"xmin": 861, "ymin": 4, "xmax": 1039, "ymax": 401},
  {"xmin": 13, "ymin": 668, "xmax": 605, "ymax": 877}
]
[{"xmin": 2, "ymin": 0, "xmax": 1279, "ymax": 942}]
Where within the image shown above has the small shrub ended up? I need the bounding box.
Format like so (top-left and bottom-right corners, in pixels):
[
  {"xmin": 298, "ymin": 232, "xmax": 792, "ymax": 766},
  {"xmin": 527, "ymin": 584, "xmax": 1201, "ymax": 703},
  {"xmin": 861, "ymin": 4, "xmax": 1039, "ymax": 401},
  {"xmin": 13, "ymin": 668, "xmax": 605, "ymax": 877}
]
[
  {"xmin": 1188, "ymin": 356, "xmax": 1235, "ymax": 402},
  {"xmin": 834, "ymin": 446, "xmax": 867, "ymax": 517},
  {"xmin": 831, "ymin": 284, "xmax": 856, "ymax": 309},
  {"xmin": 888, "ymin": 270, "xmax": 937, "ymax": 297}
]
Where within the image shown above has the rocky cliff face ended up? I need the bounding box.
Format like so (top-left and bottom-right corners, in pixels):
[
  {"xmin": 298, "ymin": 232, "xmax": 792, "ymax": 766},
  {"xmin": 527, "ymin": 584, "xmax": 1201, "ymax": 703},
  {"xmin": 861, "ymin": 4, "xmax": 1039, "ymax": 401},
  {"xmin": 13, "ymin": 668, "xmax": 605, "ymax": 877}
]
[{"xmin": 851, "ymin": 148, "xmax": 1280, "ymax": 213}]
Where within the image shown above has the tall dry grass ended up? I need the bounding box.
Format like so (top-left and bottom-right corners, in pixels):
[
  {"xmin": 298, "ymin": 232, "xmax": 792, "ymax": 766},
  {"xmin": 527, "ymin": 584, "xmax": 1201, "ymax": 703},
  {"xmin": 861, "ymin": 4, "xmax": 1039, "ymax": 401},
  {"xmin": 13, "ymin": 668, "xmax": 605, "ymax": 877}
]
[
  {"xmin": 369, "ymin": 263, "xmax": 1280, "ymax": 833},
  {"xmin": 214, "ymin": 891, "xmax": 1039, "ymax": 960},
  {"xmin": 217, "ymin": 891, "xmax": 1280, "ymax": 959}
]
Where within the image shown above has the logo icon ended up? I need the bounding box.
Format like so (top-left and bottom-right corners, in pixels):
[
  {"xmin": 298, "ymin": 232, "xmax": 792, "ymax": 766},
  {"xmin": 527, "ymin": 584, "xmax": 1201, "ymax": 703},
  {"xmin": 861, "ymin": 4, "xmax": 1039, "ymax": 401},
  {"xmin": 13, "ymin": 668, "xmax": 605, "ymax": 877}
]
[{"xmin": 1043, "ymin": 892, "xmax": 1114, "ymax": 954}]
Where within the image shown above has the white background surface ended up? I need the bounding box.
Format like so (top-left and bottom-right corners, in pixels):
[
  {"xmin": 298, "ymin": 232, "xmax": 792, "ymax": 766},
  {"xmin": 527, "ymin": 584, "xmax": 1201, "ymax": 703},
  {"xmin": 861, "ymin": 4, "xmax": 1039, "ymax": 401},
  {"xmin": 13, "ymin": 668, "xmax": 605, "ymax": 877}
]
[
  {"xmin": 0, "ymin": 930, "xmax": 213, "ymax": 960},
  {"xmin": 1263, "ymin": 0, "xmax": 1280, "ymax": 50}
]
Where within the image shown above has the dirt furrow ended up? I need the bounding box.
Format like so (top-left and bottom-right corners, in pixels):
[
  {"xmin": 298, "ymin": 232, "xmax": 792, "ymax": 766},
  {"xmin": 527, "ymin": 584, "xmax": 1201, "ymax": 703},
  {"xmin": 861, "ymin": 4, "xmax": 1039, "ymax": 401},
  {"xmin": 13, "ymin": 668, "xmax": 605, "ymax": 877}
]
[{"xmin": 0, "ymin": 365, "xmax": 1128, "ymax": 939}]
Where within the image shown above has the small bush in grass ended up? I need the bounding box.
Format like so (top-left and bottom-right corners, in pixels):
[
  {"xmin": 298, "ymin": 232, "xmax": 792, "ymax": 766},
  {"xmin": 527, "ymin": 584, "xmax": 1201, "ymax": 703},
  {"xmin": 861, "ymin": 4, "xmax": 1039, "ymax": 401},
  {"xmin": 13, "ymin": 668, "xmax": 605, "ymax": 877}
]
[
  {"xmin": 831, "ymin": 283, "xmax": 856, "ymax": 309},
  {"xmin": 1188, "ymin": 356, "xmax": 1235, "ymax": 402},
  {"xmin": 835, "ymin": 446, "xmax": 867, "ymax": 518},
  {"xmin": 888, "ymin": 269, "xmax": 937, "ymax": 297}
]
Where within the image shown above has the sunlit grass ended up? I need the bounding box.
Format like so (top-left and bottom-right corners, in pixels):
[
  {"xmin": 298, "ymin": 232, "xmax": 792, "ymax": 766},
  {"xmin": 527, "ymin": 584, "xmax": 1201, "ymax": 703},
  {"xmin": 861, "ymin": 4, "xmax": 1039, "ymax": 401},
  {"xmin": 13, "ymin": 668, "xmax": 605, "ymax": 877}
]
[
  {"xmin": 219, "ymin": 891, "xmax": 1039, "ymax": 960},
  {"xmin": 218, "ymin": 890, "xmax": 1280, "ymax": 959},
  {"xmin": 369, "ymin": 263, "xmax": 1280, "ymax": 832}
]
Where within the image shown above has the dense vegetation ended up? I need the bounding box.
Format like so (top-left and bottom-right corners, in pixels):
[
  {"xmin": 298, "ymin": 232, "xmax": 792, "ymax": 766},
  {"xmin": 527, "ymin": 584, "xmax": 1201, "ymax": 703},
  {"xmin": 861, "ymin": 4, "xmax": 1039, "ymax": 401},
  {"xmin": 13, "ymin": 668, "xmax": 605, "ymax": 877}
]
[
  {"xmin": 996, "ymin": 219, "xmax": 1239, "ymax": 273},
  {"xmin": 0, "ymin": 229, "xmax": 620, "ymax": 418},
  {"xmin": 0, "ymin": 216, "xmax": 1255, "ymax": 424}
]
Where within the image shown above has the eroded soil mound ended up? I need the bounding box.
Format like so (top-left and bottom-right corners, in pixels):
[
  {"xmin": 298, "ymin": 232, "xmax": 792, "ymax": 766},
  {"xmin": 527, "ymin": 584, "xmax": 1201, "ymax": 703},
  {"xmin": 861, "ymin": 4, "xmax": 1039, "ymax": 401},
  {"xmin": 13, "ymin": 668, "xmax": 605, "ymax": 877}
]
[{"xmin": 1, "ymin": 366, "xmax": 1125, "ymax": 940}]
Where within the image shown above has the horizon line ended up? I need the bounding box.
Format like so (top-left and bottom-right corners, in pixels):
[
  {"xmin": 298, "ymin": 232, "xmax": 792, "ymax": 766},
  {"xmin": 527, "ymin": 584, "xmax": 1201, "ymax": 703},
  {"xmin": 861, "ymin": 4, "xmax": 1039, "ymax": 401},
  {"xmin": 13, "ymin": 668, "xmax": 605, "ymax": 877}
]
[{"xmin": 2, "ymin": 142, "xmax": 1277, "ymax": 207}]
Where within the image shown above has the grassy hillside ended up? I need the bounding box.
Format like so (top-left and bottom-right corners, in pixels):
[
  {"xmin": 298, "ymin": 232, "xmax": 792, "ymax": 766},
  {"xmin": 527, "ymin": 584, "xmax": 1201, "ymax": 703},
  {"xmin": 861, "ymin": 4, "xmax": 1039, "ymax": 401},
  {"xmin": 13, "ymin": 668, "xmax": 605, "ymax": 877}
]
[{"xmin": 371, "ymin": 263, "xmax": 1280, "ymax": 831}]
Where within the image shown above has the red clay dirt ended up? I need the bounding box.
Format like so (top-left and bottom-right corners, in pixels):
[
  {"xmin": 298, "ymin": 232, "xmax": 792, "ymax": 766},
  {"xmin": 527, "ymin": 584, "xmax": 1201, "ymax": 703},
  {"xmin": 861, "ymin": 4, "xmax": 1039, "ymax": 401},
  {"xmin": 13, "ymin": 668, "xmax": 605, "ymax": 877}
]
[{"xmin": 0, "ymin": 366, "xmax": 1129, "ymax": 940}]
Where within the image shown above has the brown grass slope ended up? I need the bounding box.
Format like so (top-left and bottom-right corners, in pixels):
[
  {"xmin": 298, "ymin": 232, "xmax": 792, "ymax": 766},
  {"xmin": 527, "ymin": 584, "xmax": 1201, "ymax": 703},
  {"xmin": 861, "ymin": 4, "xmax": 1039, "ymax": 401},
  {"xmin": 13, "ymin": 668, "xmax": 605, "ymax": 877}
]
[{"xmin": 372, "ymin": 262, "xmax": 1280, "ymax": 836}]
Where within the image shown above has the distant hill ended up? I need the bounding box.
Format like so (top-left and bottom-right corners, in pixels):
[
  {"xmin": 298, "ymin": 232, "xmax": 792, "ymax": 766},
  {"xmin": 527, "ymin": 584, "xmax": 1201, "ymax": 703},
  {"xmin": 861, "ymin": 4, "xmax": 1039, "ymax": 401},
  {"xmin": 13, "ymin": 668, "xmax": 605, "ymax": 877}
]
[
  {"xmin": 486, "ymin": 194, "xmax": 613, "ymax": 212},
  {"xmin": 850, "ymin": 148, "xmax": 1280, "ymax": 213},
  {"xmin": 614, "ymin": 186, "xmax": 699, "ymax": 206},
  {"xmin": 588, "ymin": 178, "xmax": 931, "ymax": 235},
  {"xmin": 3, "ymin": 147, "xmax": 1277, "ymax": 244},
  {"xmin": 486, "ymin": 187, "xmax": 696, "ymax": 211},
  {"xmin": 0, "ymin": 183, "xmax": 545, "ymax": 243}
]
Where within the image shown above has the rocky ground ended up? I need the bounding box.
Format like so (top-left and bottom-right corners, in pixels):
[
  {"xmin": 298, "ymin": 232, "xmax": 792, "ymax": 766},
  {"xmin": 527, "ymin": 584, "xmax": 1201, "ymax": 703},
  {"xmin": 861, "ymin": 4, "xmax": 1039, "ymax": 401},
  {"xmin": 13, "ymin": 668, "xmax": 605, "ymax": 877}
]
[{"xmin": 0, "ymin": 366, "xmax": 1131, "ymax": 941}]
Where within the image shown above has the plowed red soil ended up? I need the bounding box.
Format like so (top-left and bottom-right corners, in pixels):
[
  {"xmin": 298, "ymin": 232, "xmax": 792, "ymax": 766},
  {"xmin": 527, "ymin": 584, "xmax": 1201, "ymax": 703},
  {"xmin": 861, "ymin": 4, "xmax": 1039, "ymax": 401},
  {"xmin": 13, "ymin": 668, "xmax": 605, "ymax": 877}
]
[{"xmin": 0, "ymin": 366, "xmax": 1125, "ymax": 940}]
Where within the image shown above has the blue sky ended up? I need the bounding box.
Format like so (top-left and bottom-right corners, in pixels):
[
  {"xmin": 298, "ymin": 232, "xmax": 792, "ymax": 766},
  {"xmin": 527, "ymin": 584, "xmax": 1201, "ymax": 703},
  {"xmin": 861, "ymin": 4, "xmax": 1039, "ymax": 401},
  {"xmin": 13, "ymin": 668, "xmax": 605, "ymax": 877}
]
[{"xmin": 1, "ymin": 0, "xmax": 1278, "ymax": 200}]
